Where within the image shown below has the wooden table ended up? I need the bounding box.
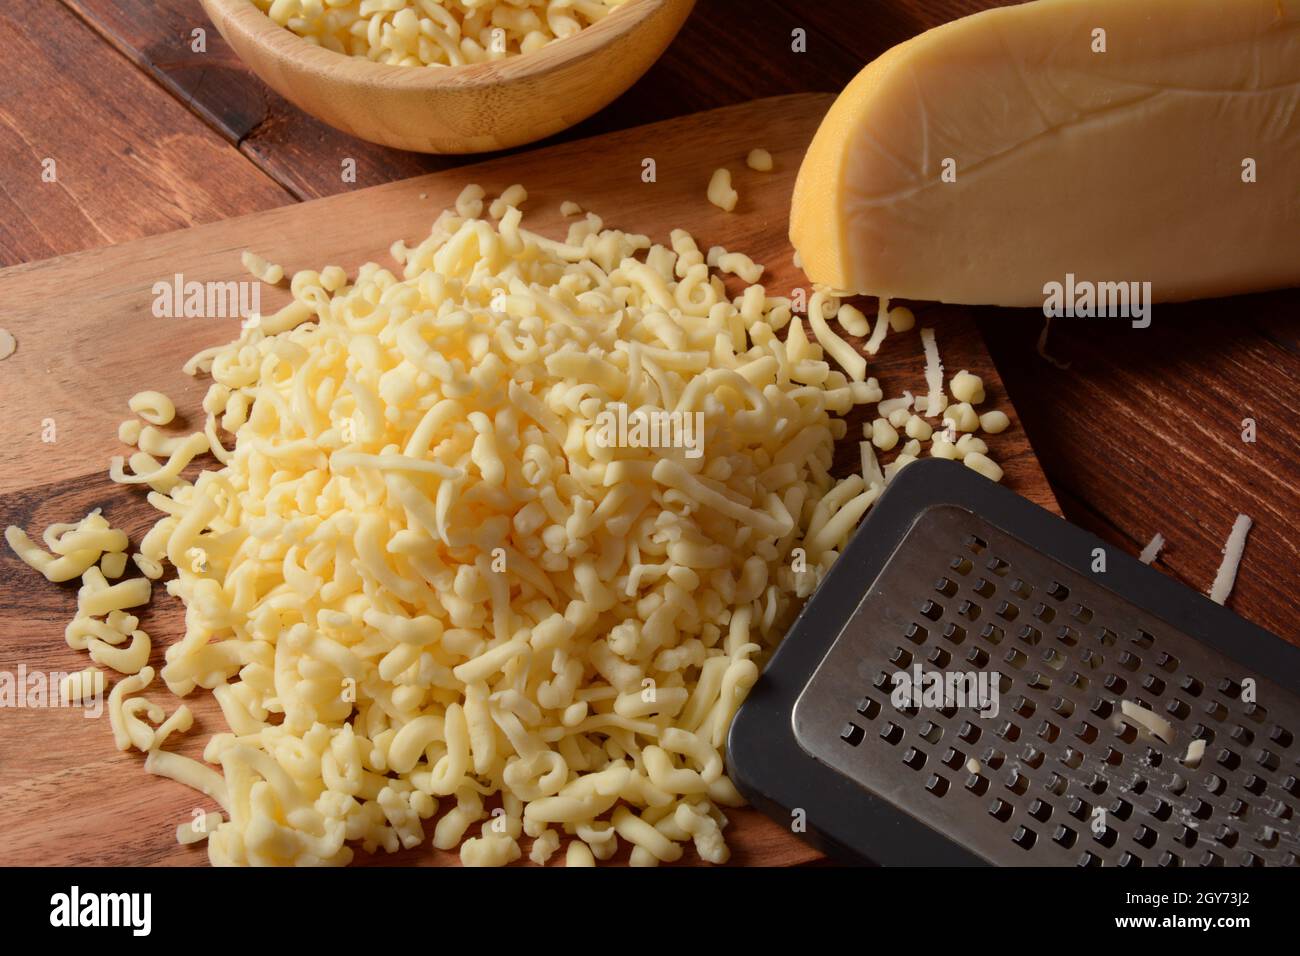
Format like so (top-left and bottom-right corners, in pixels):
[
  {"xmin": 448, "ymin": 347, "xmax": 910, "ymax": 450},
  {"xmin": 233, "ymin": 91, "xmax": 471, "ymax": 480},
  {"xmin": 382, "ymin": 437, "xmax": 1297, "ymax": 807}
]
[
  {"xmin": 0, "ymin": 0, "xmax": 1295, "ymax": 862},
  {"xmin": 4, "ymin": 0, "xmax": 1289, "ymax": 634}
]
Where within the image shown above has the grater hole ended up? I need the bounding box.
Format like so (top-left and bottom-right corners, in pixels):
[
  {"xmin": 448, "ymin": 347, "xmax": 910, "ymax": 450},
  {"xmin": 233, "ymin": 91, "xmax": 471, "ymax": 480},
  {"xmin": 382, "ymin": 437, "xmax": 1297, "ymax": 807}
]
[
  {"xmin": 855, "ymin": 696, "xmax": 880, "ymax": 719},
  {"xmin": 979, "ymin": 623, "xmax": 1004, "ymax": 645},
  {"xmin": 1097, "ymin": 627, "xmax": 1118, "ymax": 647},
  {"xmin": 926, "ymin": 647, "xmax": 951, "ymax": 668},
  {"xmin": 1132, "ymin": 825, "xmax": 1157, "ymax": 849},
  {"xmin": 1117, "ymin": 650, "xmax": 1141, "ymax": 672},
  {"xmin": 840, "ymin": 723, "xmax": 865, "ymax": 746},
  {"xmin": 1166, "ymin": 698, "xmax": 1191, "ymax": 720},
  {"xmin": 925, "ymin": 774, "xmax": 949, "ymax": 796},
  {"xmin": 996, "ymin": 601, "xmax": 1019, "ymax": 621},
  {"xmin": 1157, "ymin": 851, "xmax": 1181, "ymax": 867},
  {"xmin": 902, "ymin": 747, "xmax": 926, "ymax": 771},
  {"xmin": 880, "ymin": 722, "xmax": 904, "ymax": 745},
  {"xmin": 957, "ymin": 721, "xmax": 980, "ymax": 744},
  {"xmin": 1230, "ymin": 725, "xmax": 1254, "ymax": 745},
  {"xmin": 1033, "ymin": 603, "xmax": 1055, "ymax": 623},
  {"xmin": 941, "ymin": 748, "xmax": 966, "ymax": 770},
  {"xmin": 1142, "ymin": 674, "xmax": 1166, "ymax": 695},
  {"xmin": 904, "ymin": 623, "xmax": 927, "ymax": 644},
  {"xmin": 1053, "ymin": 825, "xmax": 1077, "ymax": 848},
  {"xmin": 1021, "ymin": 746, "xmax": 1045, "ymax": 770},
  {"xmin": 1005, "ymin": 769, "xmax": 1029, "ymax": 795},
  {"xmin": 965, "ymin": 533, "xmax": 987, "ymax": 554},
  {"xmin": 989, "ymin": 798, "xmax": 1013, "ymax": 822},
  {"xmin": 1132, "ymin": 629, "xmax": 1155, "ymax": 649},
  {"xmin": 920, "ymin": 600, "xmax": 943, "ymax": 621},
  {"xmin": 941, "ymin": 622, "xmax": 966, "ymax": 645},
  {"xmin": 889, "ymin": 647, "xmax": 912, "ymax": 668},
  {"xmin": 957, "ymin": 599, "xmax": 979, "ymax": 620},
  {"xmin": 1052, "ymin": 697, "xmax": 1075, "ymax": 718},
  {"xmin": 1011, "ymin": 826, "xmax": 1037, "ymax": 849},
  {"xmin": 1056, "ymin": 625, "xmax": 1079, "ymax": 647},
  {"xmin": 949, "ymin": 555, "xmax": 973, "ymax": 576},
  {"xmin": 1017, "ymin": 625, "xmax": 1041, "ymax": 647},
  {"xmin": 986, "ymin": 557, "xmax": 1008, "ymax": 576},
  {"xmin": 1071, "ymin": 604, "xmax": 1094, "ymax": 624},
  {"xmin": 919, "ymin": 721, "xmax": 942, "ymax": 745},
  {"xmin": 1047, "ymin": 581, "xmax": 1069, "ymax": 601},
  {"xmin": 1013, "ymin": 696, "xmax": 1036, "ymax": 718},
  {"xmin": 1181, "ymin": 675, "xmax": 1204, "ymax": 696},
  {"xmin": 1117, "ymin": 851, "xmax": 1143, "ymax": 868},
  {"xmin": 1268, "ymin": 725, "xmax": 1293, "ymax": 747},
  {"xmin": 1075, "ymin": 721, "xmax": 1099, "ymax": 744},
  {"xmin": 1046, "ymin": 773, "xmax": 1068, "ymax": 797},
  {"xmin": 1103, "ymin": 674, "xmax": 1128, "ymax": 695},
  {"xmin": 982, "ymin": 748, "xmax": 1006, "ymax": 770},
  {"xmin": 1043, "ymin": 648, "xmax": 1066, "ymax": 672},
  {"xmin": 972, "ymin": 577, "xmax": 995, "ymax": 598},
  {"xmin": 934, "ymin": 577, "xmax": 958, "ymax": 598},
  {"xmin": 1027, "ymin": 798, "xmax": 1052, "ymax": 822},
  {"xmin": 1009, "ymin": 578, "xmax": 1031, "ymax": 599},
  {"xmin": 966, "ymin": 646, "xmax": 989, "ymax": 667},
  {"xmin": 1078, "ymin": 852, "xmax": 1102, "ymax": 867},
  {"xmin": 1155, "ymin": 651, "xmax": 1178, "ymax": 672},
  {"xmin": 1199, "ymin": 851, "xmax": 1223, "ymax": 867},
  {"xmin": 1148, "ymin": 798, "xmax": 1172, "ymax": 822}
]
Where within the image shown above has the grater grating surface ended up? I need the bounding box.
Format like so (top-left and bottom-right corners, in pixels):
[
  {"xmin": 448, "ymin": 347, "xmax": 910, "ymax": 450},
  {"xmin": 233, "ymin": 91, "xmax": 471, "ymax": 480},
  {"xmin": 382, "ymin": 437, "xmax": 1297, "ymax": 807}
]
[{"xmin": 728, "ymin": 459, "xmax": 1300, "ymax": 867}]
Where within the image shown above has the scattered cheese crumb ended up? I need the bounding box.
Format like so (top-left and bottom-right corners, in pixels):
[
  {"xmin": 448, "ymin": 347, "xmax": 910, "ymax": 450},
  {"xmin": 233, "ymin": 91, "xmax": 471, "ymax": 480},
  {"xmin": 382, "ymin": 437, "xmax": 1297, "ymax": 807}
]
[
  {"xmin": 0, "ymin": 328, "xmax": 15, "ymax": 361},
  {"xmin": 488, "ymin": 183, "xmax": 527, "ymax": 219},
  {"xmin": 1182, "ymin": 739, "xmax": 1206, "ymax": 769},
  {"xmin": 1138, "ymin": 533, "xmax": 1165, "ymax": 565},
  {"xmin": 863, "ymin": 298, "xmax": 891, "ymax": 355},
  {"xmin": 887, "ymin": 307, "xmax": 915, "ymax": 333},
  {"xmin": 920, "ymin": 327, "xmax": 945, "ymax": 418},
  {"xmin": 836, "ymin": 303, "xmax": 870, "ymax": 338},
  {"xmin": 871, "ymin": 418, "xmax": 899, "ymax": 451},
  {"xmin": 1209, "ymin": 513, "xmax": 1253, "ymax": 605},
  {"xmin": 240, "ymin": 250, "xmax": 283, "ymax": 285},
  {"xmin": 746, "ymin": 148, "xmax": 773, "ymax": 172},
  {"xmin": 560, "ymin": 200, "xmax": 583, "ymax": 216},
  {"xmin": 963, "ymin": 452, "xmax": 1003, "ymax": 483},
  {"xmin": 1036, "ymin": 314, "xmax": 1071, "ymax": 369},
  {"xmin": 978, "ymin": 410, "xmax": 1010, "ymax": 434},
  {"xmin": 1121, "ymin": 699, "xmax": 1174, "ymax": 744},
  {"xmin": 707, "ymin": 168, "xmax": 738, "ymax": 212},
  {"xmin": 949, "ymin": 370, "xmax": 985, "ymax": 405}
]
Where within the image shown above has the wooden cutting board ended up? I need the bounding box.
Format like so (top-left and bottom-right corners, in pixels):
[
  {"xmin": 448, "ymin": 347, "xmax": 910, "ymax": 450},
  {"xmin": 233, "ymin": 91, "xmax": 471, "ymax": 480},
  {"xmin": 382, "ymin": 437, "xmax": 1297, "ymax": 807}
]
[{"xmin": 0, "ymin": 93, "xmax": 1057, "ymax": 866}]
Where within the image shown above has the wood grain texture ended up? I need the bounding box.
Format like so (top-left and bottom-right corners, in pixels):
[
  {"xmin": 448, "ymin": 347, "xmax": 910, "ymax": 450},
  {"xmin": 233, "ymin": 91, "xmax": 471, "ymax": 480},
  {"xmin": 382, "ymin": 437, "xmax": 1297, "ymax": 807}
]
[
  {"xmin": 978, "ymin": 296, "xmax": 1300, "ymax": 644},
  {"xmin": 0, "ymin": 95, "xmax": 1054, "ymax": 866},
  {"xmin": 0, "ymin": 0, "xmax": 291, "ymax": 267},
  {"xmin": 199, "ymin": 0, "xmax": 696, "ymax": 153}
]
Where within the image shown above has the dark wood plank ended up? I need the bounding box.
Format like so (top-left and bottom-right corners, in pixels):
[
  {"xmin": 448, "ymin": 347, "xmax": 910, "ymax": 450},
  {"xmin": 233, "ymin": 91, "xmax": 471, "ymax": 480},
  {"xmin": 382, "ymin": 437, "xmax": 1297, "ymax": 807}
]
[
  {"xmin": 978, "ymin": 295, "xmax": 1300, "ymax": 643},
  {"xmin": 0, "ymin": 0, "xmax": 290, "ymax": 266}
]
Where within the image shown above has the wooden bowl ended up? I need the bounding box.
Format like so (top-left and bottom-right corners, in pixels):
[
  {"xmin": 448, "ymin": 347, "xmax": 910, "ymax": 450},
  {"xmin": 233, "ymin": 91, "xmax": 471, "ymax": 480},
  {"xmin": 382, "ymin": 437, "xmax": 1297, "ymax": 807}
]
[{"xmin": 200, "ymin": 0, "xmax": 696, "ymax": 154}]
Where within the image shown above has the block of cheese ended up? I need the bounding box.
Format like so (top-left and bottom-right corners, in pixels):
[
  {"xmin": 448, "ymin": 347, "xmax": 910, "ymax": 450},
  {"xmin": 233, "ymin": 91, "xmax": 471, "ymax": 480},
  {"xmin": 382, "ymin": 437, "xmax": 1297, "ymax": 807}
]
[{"xmin": 790, "ymin": 0, "xmax": 1300, "ymax": 306}]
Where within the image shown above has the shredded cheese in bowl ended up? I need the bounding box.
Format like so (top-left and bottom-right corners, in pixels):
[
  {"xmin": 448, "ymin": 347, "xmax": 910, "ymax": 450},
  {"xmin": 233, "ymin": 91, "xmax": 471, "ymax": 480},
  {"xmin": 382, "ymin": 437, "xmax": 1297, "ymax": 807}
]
[{"xmin": 250, "ymin": 0, "xmax": 629, "ymax": 66}]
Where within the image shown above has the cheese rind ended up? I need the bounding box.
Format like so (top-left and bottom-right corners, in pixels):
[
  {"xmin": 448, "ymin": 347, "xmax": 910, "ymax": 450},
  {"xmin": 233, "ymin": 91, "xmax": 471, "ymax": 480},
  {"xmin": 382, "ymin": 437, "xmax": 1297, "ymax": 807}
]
[{"xmin": 790, "ymin": 0, "xmax": 1300, "ymax": 306}]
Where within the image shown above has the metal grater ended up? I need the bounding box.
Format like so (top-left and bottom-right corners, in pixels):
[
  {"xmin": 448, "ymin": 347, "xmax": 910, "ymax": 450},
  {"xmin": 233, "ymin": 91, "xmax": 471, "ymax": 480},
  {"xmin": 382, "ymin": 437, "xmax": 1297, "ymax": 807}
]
[{"xmin": 728, "ymin": 459, "xmax": 1300, "ymax": 867}]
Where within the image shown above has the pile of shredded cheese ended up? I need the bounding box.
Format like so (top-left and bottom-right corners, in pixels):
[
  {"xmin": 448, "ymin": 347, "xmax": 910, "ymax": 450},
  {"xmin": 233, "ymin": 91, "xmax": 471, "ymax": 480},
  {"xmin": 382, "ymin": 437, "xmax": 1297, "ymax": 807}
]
[
  {"xmin": 251, "ymin": 0, "xmax": 627, "ymax": 66},
  {"xmin": 8, "ymin": 184, "xmax": 1013, "ymax": 866}
]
